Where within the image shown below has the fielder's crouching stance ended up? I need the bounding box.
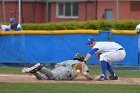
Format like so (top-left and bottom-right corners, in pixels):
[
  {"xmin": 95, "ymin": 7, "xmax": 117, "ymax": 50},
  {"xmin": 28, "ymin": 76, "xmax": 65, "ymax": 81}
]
[
  {"xmin": 83, "ymin": 38, "xmax": 126, "ymax": 81},
  {"xmin": 22, "ymin": 53, "xmax": 93, "ymax": 80}
]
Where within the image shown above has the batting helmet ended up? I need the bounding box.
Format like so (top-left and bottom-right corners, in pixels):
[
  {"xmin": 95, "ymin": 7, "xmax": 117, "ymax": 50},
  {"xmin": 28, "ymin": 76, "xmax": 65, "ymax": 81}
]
[
  {"xmin": 9, "ymin": 18, "xmax": 16, "ymax": 23},
  {"xmin": 73, "ymin": 53, "xmax": 85, "ymax": 62}
]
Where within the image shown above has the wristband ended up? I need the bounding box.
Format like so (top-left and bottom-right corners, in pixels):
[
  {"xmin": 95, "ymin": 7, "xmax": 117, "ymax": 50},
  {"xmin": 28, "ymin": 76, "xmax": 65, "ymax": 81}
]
[{"xmin": 84, "ymin": 61, "xmax": 86, "ymax": 63}]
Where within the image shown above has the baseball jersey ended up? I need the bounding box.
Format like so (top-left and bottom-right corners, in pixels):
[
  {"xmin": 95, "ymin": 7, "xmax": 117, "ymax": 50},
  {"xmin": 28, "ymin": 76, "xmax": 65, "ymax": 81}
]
[
  {"xmin": 51, "ymin": 66, "xmax": 76, "ymax": 80},
  {"xmin": 57, "ymin": 60, "xmax": 89, "ymax": 74},
  {"xmin": 9, "ymin": 22, "xmax": 22, "ymax": 31},
  {"xmin": 136, "ymin": 24, "xmax": 140, "ymax": 32},
  {"xmin": 0, "ymin": 25, "xmax": 10, "ymax": 31},
  {"xmin": 51, "ymin": 60, "xmax": 90, "ymax": 80},
  {"xmin": 89, "ymin": 42, "xmax": 124, "ymax": 55}
]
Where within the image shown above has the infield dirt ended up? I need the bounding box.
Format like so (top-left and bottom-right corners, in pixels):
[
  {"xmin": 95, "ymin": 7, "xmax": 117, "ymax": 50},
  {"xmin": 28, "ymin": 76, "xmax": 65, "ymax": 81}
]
[{"xmin": 0, "ymin": 74, "xmax": 140, "ymax": 85}]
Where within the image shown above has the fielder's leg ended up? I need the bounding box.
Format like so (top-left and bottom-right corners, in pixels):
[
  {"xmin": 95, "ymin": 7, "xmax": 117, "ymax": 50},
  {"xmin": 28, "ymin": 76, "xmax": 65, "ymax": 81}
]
[
  {"xmin": 104, "ymin": 50, "xmax": 126, "ymax": 80},
  {"xmin": 107, "ymin": 63, "xmax": 118, "ymax": 80},
  {"xmin": 107, "ymin": 62, "xmax": 115, "ymax": 76},
  {"xmin": 98, "ymin": 60, "xmax": 108, "ymax": 81},
  {"xmin": 98, "ymin": 53, "xmax": 112, "ymax": 81}
]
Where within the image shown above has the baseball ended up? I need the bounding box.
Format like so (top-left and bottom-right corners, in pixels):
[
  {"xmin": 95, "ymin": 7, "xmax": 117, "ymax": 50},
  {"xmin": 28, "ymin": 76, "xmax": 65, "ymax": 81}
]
[{"xmin": 77, "ymin": 69, "xmax": 80, "ymax": 73}]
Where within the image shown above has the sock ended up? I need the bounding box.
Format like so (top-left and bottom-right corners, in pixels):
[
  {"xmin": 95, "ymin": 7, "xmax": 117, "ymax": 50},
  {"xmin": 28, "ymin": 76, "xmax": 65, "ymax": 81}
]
[
  {"xmin": 107, "ymin": 62, "xmax": 115, "ymax": 76},
  {"xmin": 34, "ymin": 71, "xmax": 48, "ymax": 80},
  {"xmin": 100, "ymin": 60, "xmax": 107, "ymax": 78}
]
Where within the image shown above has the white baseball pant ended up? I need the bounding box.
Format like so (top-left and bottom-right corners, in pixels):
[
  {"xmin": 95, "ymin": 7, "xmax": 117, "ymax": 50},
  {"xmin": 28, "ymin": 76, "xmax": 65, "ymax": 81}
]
[{"xmin": 100, "ymin": 50, "xmax": 126, "ymax": 62}]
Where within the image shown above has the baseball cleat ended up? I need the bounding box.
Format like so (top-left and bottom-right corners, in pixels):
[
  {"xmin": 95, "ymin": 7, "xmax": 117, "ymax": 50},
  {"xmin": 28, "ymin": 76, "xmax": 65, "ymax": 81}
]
[
  {"xmin": 109, "ymin": 75, "xmax": 118, "ymax": 80},
  {"xmin": 22, "ymin": 63, "xmax": 42, "ymax": 73},
  {"xmin": 22, "ymin": 67, "xmax": 32, "ymax": 73},
  {"xmin": 97, "ymin": 76, "xmax": 108, "ymax": 81}
]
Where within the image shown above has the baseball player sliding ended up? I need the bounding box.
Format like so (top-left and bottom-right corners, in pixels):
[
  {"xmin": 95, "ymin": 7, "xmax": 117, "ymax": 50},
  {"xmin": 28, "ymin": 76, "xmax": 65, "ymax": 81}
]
[
  {"xmin": 22, "ymin": 53, "xmax": 93, "ymax": 80},
  {"xmin": 83, "ymin": 37, "xmax": 126, "ymax": 81}
]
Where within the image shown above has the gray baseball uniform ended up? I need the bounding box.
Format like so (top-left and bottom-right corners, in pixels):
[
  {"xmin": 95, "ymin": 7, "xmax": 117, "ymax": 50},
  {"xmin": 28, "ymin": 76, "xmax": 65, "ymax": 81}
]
[{"xmin": 34, "ymin": 60, "xmax": 90, "ymax": 80}]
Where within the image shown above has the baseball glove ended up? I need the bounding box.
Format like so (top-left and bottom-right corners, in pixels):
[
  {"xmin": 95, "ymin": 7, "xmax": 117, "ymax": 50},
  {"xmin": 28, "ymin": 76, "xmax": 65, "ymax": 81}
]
[{"xmin": 73, "ymin": 63, "xmax": 85, "ymax": 75}]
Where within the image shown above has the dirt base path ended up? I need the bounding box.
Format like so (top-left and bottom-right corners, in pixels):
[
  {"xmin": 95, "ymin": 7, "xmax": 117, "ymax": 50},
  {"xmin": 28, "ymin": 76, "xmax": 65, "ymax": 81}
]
[{"xmin": 0, "ymin": 74, "xmax": 140, "ymax": 85}]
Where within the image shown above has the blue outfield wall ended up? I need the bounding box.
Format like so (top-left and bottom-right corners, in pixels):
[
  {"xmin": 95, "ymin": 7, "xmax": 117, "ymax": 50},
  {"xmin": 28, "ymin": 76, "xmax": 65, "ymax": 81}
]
[
  {"xmin": 112, "ymin": 34, "xmax": 138, "ymax": 65},
  {"xmin": 0, "ymin": 31, "xmax": 138, "ymax": 65}
]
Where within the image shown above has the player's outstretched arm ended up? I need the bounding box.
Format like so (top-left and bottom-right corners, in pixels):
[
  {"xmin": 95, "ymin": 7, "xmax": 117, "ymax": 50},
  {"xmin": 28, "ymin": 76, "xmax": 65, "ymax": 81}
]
[
  {"xmin": 83, "ymin": 72, "xmax": 94, "ymax": 80},
  {"xmin": 83, "ymin": 53, "xmax": 91, "ymax": 63},
  {"xmin": 83, "ymin": 48, "xmax": 98, "ymax": 63}
]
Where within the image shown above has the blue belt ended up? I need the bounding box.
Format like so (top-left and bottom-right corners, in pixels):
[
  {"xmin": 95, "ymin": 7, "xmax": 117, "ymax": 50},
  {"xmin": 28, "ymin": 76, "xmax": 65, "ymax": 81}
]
[{"xmin": 118, "ymin": 48, "xmax": 124, "ymax": 50}]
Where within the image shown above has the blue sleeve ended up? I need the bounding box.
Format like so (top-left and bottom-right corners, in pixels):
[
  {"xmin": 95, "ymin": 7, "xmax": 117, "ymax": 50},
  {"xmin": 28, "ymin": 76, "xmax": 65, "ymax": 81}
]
[
  {"xmin": 5, "ymin": 28, "xmax": 10, "ymax": 31},
  {"xmin": 17, "ymin": 27, "xmax": 22, "ymax": 31},
  {"xmin": 14, "ymin": 23, "xmax": 22, "ymax": 31},
  {"xmin": 88, "ymin": 48, "xmax": 99, "ymax": 55}
]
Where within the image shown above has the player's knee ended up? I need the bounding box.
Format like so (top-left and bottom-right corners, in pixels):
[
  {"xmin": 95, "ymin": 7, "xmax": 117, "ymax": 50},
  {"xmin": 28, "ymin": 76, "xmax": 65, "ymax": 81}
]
[{"xmin": 100, "ymin": 54, "xmax": 108, "ymax": 62}]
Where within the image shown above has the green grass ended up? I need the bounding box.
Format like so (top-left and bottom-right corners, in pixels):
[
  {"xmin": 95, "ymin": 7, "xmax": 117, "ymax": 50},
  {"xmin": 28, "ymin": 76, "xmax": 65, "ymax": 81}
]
[
  {"xmin": 115, "ymin": 69, "xmax": 140, "ymax": 78},
  {"xmin": 0, "ymin": 83, "xmax": 140, "ymax": 93},
  {"xmin": 89, "ymin": 68, "xmax": 140, "ymax": 78},
  {"xmin": 0, "ymin": 67, "xmax": 140, "ymax": 93},
  {"xmin": 0, "ymin": 66, "xmax": 140, "ymax": 78},
  {"xmin": 0, "ymin": 67, "xmax": 23, "ymax": 74}
]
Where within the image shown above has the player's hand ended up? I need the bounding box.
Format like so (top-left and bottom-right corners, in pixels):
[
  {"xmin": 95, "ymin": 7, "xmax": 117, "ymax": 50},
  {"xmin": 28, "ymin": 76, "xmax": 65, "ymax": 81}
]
[
  {"xmin": 81, "ymin": 62, "xmax": 86, "ymax": 64},
  {"xmin": 88, "ymin": 76, "xmax": 94, "ymax": 80},
  {"xmin": 54, "ymin": 64, "xmax": 59, "ymax": 68}
]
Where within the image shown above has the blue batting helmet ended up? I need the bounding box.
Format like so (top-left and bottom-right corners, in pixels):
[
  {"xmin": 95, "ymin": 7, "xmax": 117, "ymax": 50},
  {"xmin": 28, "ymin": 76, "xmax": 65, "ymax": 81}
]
[{"xmin": 9, "ymin": 18, "xmax": 16, "ymax": 23}]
